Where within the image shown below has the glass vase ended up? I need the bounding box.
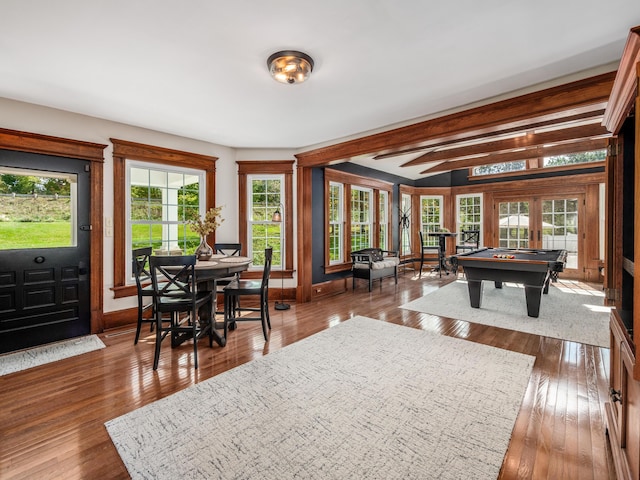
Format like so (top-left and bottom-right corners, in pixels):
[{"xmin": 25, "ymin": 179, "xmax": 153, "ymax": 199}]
[{"xmin": 195, "ymin": 235, "xmax": 213, "ymax": 261}]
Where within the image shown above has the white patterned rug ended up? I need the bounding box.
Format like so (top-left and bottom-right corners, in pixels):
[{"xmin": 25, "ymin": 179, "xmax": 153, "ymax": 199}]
[
  {"xmin": 106, "ymin": 316, "xmax": 534, "ymax": 480},
  {"xmin": 401, "ymin": 279, "xmax": 610, "ymax": 347},
  {"xmin": 0, "ymin": 335, "xmax": 105, "ymax": 376}
]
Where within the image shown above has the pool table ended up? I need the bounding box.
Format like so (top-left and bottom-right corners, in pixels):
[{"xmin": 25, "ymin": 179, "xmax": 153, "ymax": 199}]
[{"xmin": 453, "ymin": 247, "xmax": 567, "ymax": 318}]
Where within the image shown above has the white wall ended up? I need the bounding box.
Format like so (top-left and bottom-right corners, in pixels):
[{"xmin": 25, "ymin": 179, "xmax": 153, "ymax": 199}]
[{"xmin": 0, "ymin": 97, "xmax": 297, "ymax": 313}]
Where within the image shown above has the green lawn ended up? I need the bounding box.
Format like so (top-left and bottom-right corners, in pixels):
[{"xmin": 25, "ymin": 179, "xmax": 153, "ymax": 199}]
[{"xmin": 0, "ymin": 222, "xmax": 73, "ymax": 249}]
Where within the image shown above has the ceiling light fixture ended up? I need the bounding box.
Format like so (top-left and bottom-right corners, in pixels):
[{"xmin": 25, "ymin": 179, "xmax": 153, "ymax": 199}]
[{"xmin": 267, "ymin": 50, "xmax": 314, "ymax": 85}]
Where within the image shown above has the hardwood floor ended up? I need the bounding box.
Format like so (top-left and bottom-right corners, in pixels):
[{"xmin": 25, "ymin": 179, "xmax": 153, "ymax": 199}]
[{"xmin": 0, "ymin": 272, "xmax": 615, "ymax": 479}]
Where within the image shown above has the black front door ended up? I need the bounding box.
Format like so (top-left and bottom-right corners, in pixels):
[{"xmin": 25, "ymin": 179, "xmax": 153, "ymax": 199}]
[{"xmin": 0, "ymin": 150, "xmax": 91, "ymax": 353}]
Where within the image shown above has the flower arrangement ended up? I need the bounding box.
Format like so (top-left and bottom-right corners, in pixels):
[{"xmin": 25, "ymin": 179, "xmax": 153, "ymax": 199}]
[{"xmin": 189, "ymin": 206, "xmax": 224, "ymax": 237}]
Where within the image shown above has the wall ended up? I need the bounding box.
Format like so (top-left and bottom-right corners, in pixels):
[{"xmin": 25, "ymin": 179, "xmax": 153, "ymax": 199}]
[{"xmin": 0, "ymin": 97, "xmax": 297, "ymax": 314}]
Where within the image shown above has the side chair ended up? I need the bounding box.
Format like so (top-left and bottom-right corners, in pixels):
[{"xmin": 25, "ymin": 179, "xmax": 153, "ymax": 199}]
[
  {"xmin": 223, "ymin": 247, "xmax": 272, "ymax": 342},
  {"xmin": 456, "ymin": 229, "xmax": 480, "ymax": 253},
  {"xmin": 418, "ymin": 231, "xmax": 440, "ymax": 278},
  {"xmin": 214, "ymin": 243, "xmax": 242, "ymax": 316},
  {"xmin": 149, "ymin": 255, "xmax": 214, "ymax": 370},
  {"xmin": 132, "ymin": 246, "xmax": 155, "ymax": 344}
]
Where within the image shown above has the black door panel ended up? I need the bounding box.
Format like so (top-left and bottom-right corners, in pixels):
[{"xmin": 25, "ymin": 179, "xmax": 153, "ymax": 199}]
[{"xmin": 0, "ymin": 150, "xmax": 91, "ymax": 353}]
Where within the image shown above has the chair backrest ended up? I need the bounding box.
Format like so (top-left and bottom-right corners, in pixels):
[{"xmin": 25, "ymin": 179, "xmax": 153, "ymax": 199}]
[
  {"xmin": 149, "ymin": 255, "xmax": 197, "ymax": 299},
  {"xmin": 214, "ymin": 243, "xmax": 242, "ymax": 256},
  {"xmin": 459, "ymin": 230, "xmax": 480, "ymax": 248},
  {"xmin": 132, "ymin": 246, "xmax": 153, "ymax": 289},
  {"xmin": 261, "ymin": 247, "xmax": 273, "ymax": 289}
]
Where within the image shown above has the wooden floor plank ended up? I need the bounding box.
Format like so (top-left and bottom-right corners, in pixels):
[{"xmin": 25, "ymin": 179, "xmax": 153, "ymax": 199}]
[{"xmin": 0, "ymin": 272, "xmax": 616, "ymax": 479}]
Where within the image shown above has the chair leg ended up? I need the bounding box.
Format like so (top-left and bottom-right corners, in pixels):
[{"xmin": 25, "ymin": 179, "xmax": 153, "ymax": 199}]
[
  {"xmin": 192, "ymin": 307, "xmax": 198, "ymax": 369},
  {"xmin": 223, "ymin": 293, "xmax": 230, "ymax": 341},
  {"xmin": 134, "ymin": 299, "xmax": 143, "ymax": 344},
  {"xmin": 265, "ymin": 290, "xmax": 271, "ymax": 329},
  {"xmin": 152, "ymin": 311, "xmax": 163, "ymax": 370},
  {"xmin": 260, "ymin": 292, "xmax": 268, "ymax": 341}
]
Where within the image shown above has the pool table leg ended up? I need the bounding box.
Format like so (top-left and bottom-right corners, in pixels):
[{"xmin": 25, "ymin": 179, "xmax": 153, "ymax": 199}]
[
  {"xmin": 524, "ymin": 284, "xmax": 544, "ymax": 317},
  {"xmin": 467, "ymin": 280, "xmax": 483, "ymax": 308},
  {"xmin": 543, "ymin": 272, "xmax": 552, "ymax": 294}
]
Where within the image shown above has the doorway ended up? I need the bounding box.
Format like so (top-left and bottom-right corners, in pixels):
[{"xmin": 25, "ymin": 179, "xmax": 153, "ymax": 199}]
[
  {"xmin": 495, "ymin": 195, "xmax": 581, "ymax": 275},
  {"xmin": 0, "ymin": 150, "xmax": 91, "ymax": 353}
]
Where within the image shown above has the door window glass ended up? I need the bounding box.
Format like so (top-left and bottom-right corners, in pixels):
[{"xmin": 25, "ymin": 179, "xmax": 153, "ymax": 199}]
[
  {"xmin": 498, "ymin": 201, "xmax": 530, "ymax": 248},
  {"xmin": 542, "ymin": 198, "xmax": 578, "ymax": 269},
  {"xmin": 0, "ymin": 167, "xmax": 77, "ymax": 249}
]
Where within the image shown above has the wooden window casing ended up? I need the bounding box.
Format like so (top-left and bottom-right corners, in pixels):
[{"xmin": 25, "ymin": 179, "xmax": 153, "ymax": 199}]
[{"xmin": 111, "ymin": 138, "xmax": 217, "ymax": 298}]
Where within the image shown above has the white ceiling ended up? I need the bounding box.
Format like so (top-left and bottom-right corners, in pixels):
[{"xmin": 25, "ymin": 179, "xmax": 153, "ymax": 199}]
[{"xmin": 1, "ymin": 1, "xmax": 640, "ymax": 165}]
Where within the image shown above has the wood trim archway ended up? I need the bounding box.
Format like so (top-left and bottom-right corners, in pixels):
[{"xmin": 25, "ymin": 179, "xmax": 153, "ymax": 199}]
[
  {"xmin": 0, "ymin": 128, "xmax": 107, "ymax": 332},
  {"xmin": 294, "ymin": 73, "xmax": 614, "ymax": 303}
]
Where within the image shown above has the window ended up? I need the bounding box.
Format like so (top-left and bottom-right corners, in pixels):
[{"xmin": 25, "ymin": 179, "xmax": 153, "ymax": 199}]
[
  {"xmin": 111, "ymin": 139, "xmax": 217, "ymax": 297},
  {"xmin": 379, "ymin": 190, "xmax": 389, "ymax": 250},
  {"xmin": 543, "ymin": 149, "xmax": 606, "ymax": 167},
  {"xmin": 329, "ymin": 182, "xmax": 343, "ymax": 264},
  {"xmin": 472, "ymin": 161, "xmax": 526, "ymax": 176},
  {"xmin": 351, "ymin": 186, "xmax": 372, "ymax": 251},
  {"xmin": 127, "ymin": 162, "xmax": 204, "ymax": 273},
  {"xmin": 237, "ymin": 160, "xmax": 293, "ymax": 278},
  {"xmin": 420, "ymin": 195, "xmax": 443, "ymax": 247},
  {"xmin": 456, "ymin": 194, "xmax": 482, "ymax": 244},
  {"xmin": 400, "ymin": 193, "xmax": 411, "ymax": 256},
  {"xmin": 247, "ymin": 175, "xmax": 283, "ymax": 268},
  {"xmin": 323, "ymin": 169, "xmax": 393, "ymax": 270}
]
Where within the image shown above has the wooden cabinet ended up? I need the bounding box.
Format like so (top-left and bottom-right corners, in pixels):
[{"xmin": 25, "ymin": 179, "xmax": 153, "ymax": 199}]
[{"xmin": 604, "ymin": 25, "xmax": 640, "ymax": 480}]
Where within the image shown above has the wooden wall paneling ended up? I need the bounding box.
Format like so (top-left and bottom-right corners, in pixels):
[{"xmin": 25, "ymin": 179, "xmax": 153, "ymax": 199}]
[
  {"xmin": 296, "ymin": 165, "xmax": 313, "ymax": 303},
  {"xmin": 605, "ymin": 137, "xmax": 623, "ymax": 305},
  {"xmin": 603, "ymin": 26, "xmax": 640, "ymax": 133},
  {"xmin": 584, "ymin": 183, "xmax": 603, "ymax": 282}
]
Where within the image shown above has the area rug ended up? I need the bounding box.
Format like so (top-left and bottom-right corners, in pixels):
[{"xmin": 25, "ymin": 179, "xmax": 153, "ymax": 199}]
[
  {"xmin": 105, "ymin": 316, "xmax": 534, "ymax": 480},
  {"xmin": 401, "ymin": 280, "xmax": 610, "ymax": 347},
  {"xmin": 0, "ymin": 335, "xmax": 105, "ymax": 376}
]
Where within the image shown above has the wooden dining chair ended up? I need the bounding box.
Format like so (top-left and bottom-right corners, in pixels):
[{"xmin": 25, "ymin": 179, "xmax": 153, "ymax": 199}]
[
  {"xmin": 223, "ymin": 247, "xmax": 272, "ymax": 341},
  {"xmin": 132, "ymin": 246, "xmax": 155, "ymax": 344},
  {"xmin": 418, "ymin": 231, "xmax": 440, "ymax": 278},
  {"xmin": 456, "ymin": 229, "xmax": 480, "ymax": 253},
  {"xmin": 149, "ymin": 255, "xmax": 214, "ymax": 370},
  {"xmin": 213, "ymin": 243, "xmax": 242, "ymax": 315}
]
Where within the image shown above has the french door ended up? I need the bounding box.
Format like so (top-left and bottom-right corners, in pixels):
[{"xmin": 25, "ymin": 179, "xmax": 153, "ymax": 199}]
[
  {"xmin": 495, "ymin": 194, "xmax": 581, "ymax": 275},
  {"xmin": 0, "ymin": 150, "xmax": 91, "ymax": 353}
]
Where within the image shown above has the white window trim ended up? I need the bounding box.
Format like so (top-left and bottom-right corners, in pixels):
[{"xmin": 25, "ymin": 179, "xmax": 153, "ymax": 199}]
[
  {"xmin": 420, "ymin": 194, "xmax": 444, "ymax": 247},
  {"xmin": 351, "ymin": 185, "xmax": 374, "ymax": 249},
  {"xmin": 246, "ymin": 173, "xmax": 284, "ymax": 269},
  {"xmin": 379, "ymin": 190, "xmax": 389, "ymax": 251}
]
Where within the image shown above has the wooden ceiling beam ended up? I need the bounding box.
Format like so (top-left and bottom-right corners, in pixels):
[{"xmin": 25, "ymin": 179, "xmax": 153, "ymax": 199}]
[
  {"xmin": 296, "ymin": 72, "xmax": 615, "ymax": 167},
  {"xmin": 419, "ymin": 138, "xmax": 608, "ymax": 175},
  {"xmin": 372, "ymin": 110, "xmax": 605, "ymax": 161},
  {"xmin": 403, "ymin": 123, "xmax": 609, "ymax": 167}
]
